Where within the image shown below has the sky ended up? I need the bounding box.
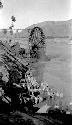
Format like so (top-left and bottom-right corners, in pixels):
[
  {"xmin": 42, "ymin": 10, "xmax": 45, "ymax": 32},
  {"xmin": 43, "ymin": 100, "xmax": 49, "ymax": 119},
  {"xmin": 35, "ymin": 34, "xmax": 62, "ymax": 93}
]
[{"xmin": 0, "ymin": 0, "xmax": 72, "ymax": 29}]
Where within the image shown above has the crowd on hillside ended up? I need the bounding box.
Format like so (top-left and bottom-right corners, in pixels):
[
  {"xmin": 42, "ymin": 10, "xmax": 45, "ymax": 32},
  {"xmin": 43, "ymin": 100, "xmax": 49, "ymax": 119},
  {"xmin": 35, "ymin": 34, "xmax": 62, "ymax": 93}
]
[{"xmin": 0, "ymin": 65, "xmax": 63, "ymax": 107}]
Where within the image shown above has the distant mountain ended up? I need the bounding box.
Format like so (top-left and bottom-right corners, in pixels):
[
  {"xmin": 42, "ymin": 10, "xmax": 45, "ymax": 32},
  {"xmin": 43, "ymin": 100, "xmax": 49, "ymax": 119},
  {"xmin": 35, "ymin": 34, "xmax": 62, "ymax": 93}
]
[{"xmin": 0, "ymin": 19, "xmax": 72, "ymax": 39}]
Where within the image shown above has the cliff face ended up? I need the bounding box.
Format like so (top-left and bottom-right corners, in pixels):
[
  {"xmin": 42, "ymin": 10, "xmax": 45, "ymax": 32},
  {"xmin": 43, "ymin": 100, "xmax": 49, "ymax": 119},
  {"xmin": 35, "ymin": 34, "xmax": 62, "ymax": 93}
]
[{"xmin": 0, "ymin": 41, "xmax": 28, "ymax": 85}]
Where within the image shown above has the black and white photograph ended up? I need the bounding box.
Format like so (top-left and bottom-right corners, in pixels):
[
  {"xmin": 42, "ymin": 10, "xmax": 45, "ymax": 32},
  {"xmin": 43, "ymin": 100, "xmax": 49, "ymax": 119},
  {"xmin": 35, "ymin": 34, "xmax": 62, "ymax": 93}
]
[{"xmin": 0, "ymin": 0, "xmax": 72, "ymax": 124}]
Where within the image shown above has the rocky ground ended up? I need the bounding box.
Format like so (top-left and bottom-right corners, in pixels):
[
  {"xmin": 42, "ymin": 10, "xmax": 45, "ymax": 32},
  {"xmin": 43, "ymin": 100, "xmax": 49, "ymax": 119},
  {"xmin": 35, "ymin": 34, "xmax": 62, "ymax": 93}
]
[{"xmin": 0, "ymin": 109, "xmax": 72, "ymax": 125}]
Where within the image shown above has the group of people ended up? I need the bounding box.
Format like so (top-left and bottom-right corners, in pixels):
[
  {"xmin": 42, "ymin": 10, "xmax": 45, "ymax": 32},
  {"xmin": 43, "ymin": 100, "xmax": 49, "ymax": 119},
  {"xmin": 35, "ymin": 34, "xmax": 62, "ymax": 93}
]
[
  {"xmin": 24, "ymin": 70, "xmax": 64, "ymax": 106},
  {"xmin": 0, "ymin": 63, "xmax": 64, "ymax": 111}
]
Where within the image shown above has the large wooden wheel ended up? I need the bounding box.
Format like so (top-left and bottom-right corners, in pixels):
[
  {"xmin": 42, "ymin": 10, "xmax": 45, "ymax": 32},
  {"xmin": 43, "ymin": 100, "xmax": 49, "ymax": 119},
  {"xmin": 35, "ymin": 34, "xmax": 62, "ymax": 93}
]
[
  {"xmin": 29, "ymin": 27, "xmax": 45, "ymax": 47},
  {"xmin": 29, "ymin": 27, "xmax": 45, "ymax": 59}
]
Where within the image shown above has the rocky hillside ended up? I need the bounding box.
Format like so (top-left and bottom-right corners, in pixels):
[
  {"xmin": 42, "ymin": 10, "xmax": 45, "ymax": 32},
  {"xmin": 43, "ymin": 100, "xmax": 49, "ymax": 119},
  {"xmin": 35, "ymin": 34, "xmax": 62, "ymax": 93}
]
[{"xmin": 0, "ymin": 19, "xmax": 72, "ymax": 105}]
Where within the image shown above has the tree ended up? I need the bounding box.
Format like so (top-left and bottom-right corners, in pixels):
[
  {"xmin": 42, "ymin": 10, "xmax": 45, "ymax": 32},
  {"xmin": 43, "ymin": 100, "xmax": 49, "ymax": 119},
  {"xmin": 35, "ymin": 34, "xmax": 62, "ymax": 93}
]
[
  {"xmin": 0, "ymin": 1, "xmax": 3, "ymax": 9},
  {"xmin": 9, "ymin": 16, "xmax": 16, "ymax": 35}
]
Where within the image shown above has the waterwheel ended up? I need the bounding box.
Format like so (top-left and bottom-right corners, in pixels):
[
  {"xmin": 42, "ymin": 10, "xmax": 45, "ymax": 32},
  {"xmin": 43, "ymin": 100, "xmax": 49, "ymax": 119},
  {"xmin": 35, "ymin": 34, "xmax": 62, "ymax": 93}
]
[{"xmin": 29, "ymin": 26, "xmax": 45, "ymax": 60}]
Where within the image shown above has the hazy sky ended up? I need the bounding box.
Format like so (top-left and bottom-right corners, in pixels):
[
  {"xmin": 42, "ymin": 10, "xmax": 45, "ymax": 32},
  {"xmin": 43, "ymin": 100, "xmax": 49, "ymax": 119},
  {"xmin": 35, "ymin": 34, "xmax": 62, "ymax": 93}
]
[{"xmin": 0, "ymin": 0, "xmax": 72, "ymax": 29}]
